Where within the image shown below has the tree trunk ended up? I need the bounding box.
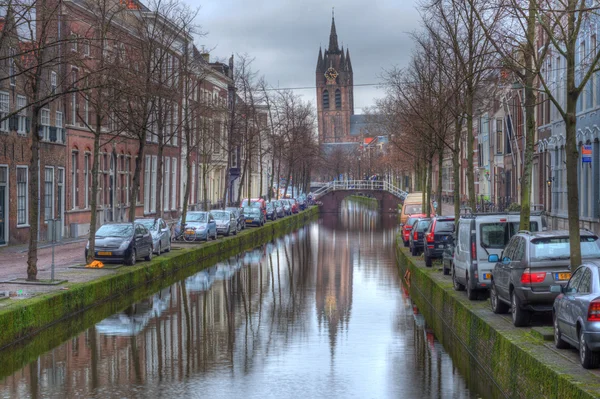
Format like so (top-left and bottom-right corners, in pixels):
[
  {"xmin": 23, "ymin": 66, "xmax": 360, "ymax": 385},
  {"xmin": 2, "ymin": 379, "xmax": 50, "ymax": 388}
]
[
  {"xmin": 86, "ymin": 115, "xmax": 102, "ymax": 264},
  {"xmin": 437, "ymin": 150, "xmax": 443, "ymax": 214},
  {"xmin": 425, "ymin": 157, "xmax": 432, "ymax": 216},
  {"xmin": 27, "ymin": 107, "xmax": 40, "ymax": 280},
  {"xmin": 466, "ymin": 92, "xmax": 476, "ymax": 210},
  {"xmin": 453, "ymin": 119, "xmax": 462, "ymax": 221},
  {"xmin": 156, "ymin": 136, "xmax": 164, "ymax": 219},
  {"xmin": 181, "ymin": 151, "xmax": 192, "ymax": 225},
  {"xmin": 519, "ymin": 2, "xmax": 537, "ymax": 231},
  {"xmin": 202, "ymin": 162, "xmax": 208, "ymax": 210},
  {"xmin": 129, "ymin": 139, "xmax": 145, "ymax": 222}
]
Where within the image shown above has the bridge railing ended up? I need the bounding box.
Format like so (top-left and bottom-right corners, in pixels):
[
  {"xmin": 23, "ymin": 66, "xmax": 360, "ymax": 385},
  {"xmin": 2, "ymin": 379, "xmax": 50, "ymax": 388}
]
[{"xmin": 312, "ymin": 180, "xmax": 408, "ymax": 200}]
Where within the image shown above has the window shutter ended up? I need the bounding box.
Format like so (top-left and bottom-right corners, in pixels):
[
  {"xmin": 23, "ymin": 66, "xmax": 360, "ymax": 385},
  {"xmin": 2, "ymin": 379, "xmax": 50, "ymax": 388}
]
[
  {"xmin": 49, "ymin": 126, "xmax": 57, "ymax": 142},
  {"xmin": 25, "ymin": 118, "xmax": 30, "ymax": 133}
]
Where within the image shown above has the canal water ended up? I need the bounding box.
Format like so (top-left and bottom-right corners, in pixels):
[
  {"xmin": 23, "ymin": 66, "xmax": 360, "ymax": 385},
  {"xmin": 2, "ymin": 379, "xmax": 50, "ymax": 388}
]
[{"xmin": 0, "ymin": 200, "xmax": 480, "ymax": 399}]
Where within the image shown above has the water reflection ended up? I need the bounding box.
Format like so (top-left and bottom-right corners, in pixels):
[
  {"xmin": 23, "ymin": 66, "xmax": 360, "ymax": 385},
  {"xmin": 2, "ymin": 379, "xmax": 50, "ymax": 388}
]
[{"xmin": 0, "ymin": 199, "xmax": 478, "ymax": 398}]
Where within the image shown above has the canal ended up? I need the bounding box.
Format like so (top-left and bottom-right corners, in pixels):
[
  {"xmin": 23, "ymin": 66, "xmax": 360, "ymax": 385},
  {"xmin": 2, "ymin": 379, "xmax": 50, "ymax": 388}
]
[{"xmin": 0, "ymin": 200, "xmax": 480, "ymax": 398}]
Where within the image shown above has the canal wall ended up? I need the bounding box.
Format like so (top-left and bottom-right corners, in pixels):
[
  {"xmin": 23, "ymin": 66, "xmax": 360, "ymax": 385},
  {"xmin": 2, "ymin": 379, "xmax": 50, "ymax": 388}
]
[
  {"xmin": 0, "ymin": 207, "xmax": 319, "ymax": 351},
  {"xmin": 346, "ymin": 195, "xmax": 378, "ymax": 206},
  {"xmin": 395, "ymin": 240, "xmax": 600, "ymax": 399}
]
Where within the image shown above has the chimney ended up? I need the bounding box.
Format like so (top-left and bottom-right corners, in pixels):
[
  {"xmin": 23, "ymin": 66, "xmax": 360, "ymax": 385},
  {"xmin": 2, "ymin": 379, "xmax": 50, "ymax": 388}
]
[{"xmin": 201, "ymin": 52, "xmax": 210, "ymax": 62}]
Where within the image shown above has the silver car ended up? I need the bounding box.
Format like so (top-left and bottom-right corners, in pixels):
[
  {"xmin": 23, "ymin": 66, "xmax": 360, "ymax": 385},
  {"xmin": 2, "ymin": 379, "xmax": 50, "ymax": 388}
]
[
  {"xmin": 212, "ymin": 210, "xmax": 238, "ymax": 236},
  {"xmin": 135, "ymin": 218, "xmax": 171, "ymax": 254},
  {"xmin": 553, "ymin": 260, "xmax": 600, "ymax": 369}
]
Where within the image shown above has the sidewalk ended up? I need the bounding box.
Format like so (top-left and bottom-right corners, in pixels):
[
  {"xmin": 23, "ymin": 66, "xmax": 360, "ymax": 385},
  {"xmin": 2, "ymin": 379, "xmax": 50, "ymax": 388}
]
[{"xmin": 0, "ymin": 238, "xmax": 93, "ymax": 298}]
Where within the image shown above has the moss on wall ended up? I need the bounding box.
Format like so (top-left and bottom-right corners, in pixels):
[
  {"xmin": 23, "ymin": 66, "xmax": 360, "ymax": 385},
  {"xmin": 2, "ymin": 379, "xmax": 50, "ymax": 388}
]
[
  {"xmin": 0, "ymin": 207, "xmax": 319, "ymax": 353},
  {"xmin": 395, "ymin": 238, "xmax": 600, "ymax": 399}
]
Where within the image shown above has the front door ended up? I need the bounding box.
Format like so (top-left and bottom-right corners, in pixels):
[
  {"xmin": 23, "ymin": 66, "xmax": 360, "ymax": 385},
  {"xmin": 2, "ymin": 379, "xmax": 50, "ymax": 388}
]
[{"xmin": 0, "ymin": 166, "xmax": 7, "ymax": 245}]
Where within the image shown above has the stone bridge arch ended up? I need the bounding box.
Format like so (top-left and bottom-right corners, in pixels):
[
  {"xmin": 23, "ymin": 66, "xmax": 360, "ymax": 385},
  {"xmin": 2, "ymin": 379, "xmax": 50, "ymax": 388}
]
[{"xmin": 319, "ymin": 190, "xmax": 402, "ymax": 213}]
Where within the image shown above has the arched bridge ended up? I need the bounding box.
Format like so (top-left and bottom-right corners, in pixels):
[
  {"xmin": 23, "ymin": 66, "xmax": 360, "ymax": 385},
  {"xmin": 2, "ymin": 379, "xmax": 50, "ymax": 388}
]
[{"xmin": 313, "ymin": 180, "xmax": 408, "ymax": 213}]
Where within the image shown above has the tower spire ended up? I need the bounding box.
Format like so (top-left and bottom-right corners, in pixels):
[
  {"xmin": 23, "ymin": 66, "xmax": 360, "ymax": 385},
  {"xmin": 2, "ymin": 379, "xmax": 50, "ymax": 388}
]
[{"xmin": 328, "ymin": 11, "xmax": 340, "ymax": 53}]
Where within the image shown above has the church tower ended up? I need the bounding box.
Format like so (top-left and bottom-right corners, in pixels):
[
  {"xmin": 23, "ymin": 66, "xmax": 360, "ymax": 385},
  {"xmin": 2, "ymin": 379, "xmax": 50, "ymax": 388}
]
[{"xmin": 316, "ymin": 15, "xmax": 354, "ymax": 144}]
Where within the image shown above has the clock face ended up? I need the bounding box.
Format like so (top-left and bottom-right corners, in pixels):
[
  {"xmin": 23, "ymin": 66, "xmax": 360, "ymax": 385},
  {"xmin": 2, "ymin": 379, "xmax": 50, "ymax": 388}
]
[{"xmin": 325, "ymin": 67, "xmax": 338, "ymax": 84}]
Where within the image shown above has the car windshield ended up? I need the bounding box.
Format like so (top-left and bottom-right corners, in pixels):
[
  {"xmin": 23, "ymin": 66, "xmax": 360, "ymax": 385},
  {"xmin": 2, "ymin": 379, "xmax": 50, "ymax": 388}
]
[
  {"xmin": 435, "ymin": 221, "xmax": 454, "ymax": 232},
  {"xmin": 406, "ymin": 218, "xmax": 418, "ymax": 227},
  {"xmin": 531, "ymin": 236, "xmax": 600, "ymax": 261},
  {"xmin": 96, "ymin": 224, "xmax": 133, "ymax": 238},
  {"xmin": 226, "ymin": 208, "xmax": 238, "ymax": 215},
  {"xmin": 480, "ymin": 222, "xmax": 539, "ymax": 248},
  {"xmin": 187, "ymin": 213, "xmax": 208, "ymax": 223},
  {"xmin": 267, "ymin": 203, "xmax": 274, "ymax": 209},
  {"xmin": 247, "ymin": 208, "xmax": 260, "ymax": 216},
  {"xmin": 416, "ymin": 221, "xmax": 430, "ymax": 232},
  {"xmin": 405, "ymin": 204, "xmax": 422, "ymax": 214},
  {"xmin": 136, "ymin": 219, "xmax": 158, "ymax": 231},
  {"xmin": 212, "ymin": 211, "xmax": 229, "ymax": 220}
]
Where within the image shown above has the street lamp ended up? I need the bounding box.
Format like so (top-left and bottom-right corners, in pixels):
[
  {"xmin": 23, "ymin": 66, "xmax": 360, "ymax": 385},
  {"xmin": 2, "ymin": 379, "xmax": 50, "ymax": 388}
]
[{"xmin": 546, "ymin": 177, "xmax": 554, "ymax": 187}]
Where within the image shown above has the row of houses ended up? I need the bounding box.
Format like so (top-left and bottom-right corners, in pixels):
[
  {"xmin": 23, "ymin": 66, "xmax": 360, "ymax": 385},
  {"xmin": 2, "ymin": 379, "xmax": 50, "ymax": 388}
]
[
  {"xmin": 429, "ymin": 43, "xmax": 600, "ymax": 232},
  {"xmin": 0, "ymin": 0, "xmax": 270, "ymax": 246}
]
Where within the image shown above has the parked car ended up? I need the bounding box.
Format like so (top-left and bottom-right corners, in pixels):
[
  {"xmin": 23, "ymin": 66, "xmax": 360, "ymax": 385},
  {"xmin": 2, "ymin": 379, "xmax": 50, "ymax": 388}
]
[
  {"xmin": 423, "ymin": 217, "xmax": 455, "ymax": 267},
  {"xmin": 280, "ymin": 199, "xmax": 292, "ymax": 215},
  {"xmin": 245, "ymin": 207, "xmax": 265, "ymax": 227},
  {"xmin": 442, "ymin": 236, "xmax": 456, "ymax": 276},
  {"xmin": 135, "ymin": 217, "xmax": 171, "ymax": 255},
  {"xmin": 241, "ymin": 198, "xmax": 266, "ymax": 216},
  {"xmin": 452, "ymin": 212, "xmax": 545, "ymax": 300},
  {"xmin": 266, "ymin": 202, "xmax": 278, "ymax": 221},
  {"xmin": 401, "ymin": 214, "xmax": 427, "ymax": 247},
  {"xmin": 85, "ymin": 222, "xmax": 153, "ymax": 266},
  {"xmin": 297, "ymin": 195, "xmax": 307, "ymax": 210},
  {"xmin": 553, "ymin": 260, "xmax": 600, "ymax": 368},
  {"xmin": 212, "ymin": 210, "xmax": 238, "ymax": 236},
  {"xmin": 175, "ymin": 211, "xmax": 217, "ymax": 241},
  {"xmin": 226, "ymin": 207, "xmax": 246, "ymax": 230},
  {"xmin": 489, "ymin": 230, "xmax": 600, "ymax": 327},
  {"xmin": 289, "ymin": 199, "xmax": 299, "ymax": 214},
  {"xmin": 273, "ymin": 200, "xmax": 286, "ymax": 218},
  {"xmin": 409, "ymin": 218, "xmax": 431, "ymax": 256},
  {"xmin": 400, "ymin": 192, "xmax": 435, "ymax": 224}
]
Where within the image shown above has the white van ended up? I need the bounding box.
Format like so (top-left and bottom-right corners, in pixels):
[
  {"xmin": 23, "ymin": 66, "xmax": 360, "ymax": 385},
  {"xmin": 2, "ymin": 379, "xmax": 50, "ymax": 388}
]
[{"xmin": 452, "ymin": 212, "xmax": 546, "ymax": 300}]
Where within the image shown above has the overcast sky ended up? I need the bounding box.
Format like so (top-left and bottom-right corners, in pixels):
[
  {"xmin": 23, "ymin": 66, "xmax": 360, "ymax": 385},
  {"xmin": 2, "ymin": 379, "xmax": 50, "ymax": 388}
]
[{"xmin": 193, "ymin": 0, "xmax": 422, "ymax": 114}]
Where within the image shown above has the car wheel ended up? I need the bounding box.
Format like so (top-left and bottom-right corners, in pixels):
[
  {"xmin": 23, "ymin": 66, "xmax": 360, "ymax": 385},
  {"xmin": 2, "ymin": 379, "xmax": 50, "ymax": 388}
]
[
  {"xmin": 554, "ymin": 313, "xmax": 569, "ymax": 349},
  {"xmin": 233, "ymin": 227, "xmax": 238, "ymax": 235},
  {"xmin": 466, "ymin": 273, "xmax": 478, "ymax": 300},
  {"xmin": 490, "ymin": 281, "xmax": 509, "ymax": 314},
  {"xmin": 156, "ymin": 242, "xmax": 161, "ymax": 255},
  {"xmin": 443, "ymin": 260, "xmax": 450, "ymax": 276},
  {"xmin": 410, "ymin": 245, "xmax": 417, "ymax": 256},
  {"xmin": 580, "ymin": 329, "xmax": 600, "ymax": 369},
  {"xmin": 145, "ymin": 247, "xmax": 153, "ymax": 261},
  {"xmin": 127, "ymin": 249, "xmax": 136, "ymax": 266},
  {"xmin": 424, "ymin": 252, "xmax": 432, "ymax": 267},
  {"xmin": 165, "ymin": 241, "xmax": 171, "ymax": 252},
  {"xmin": 452, "ymin": 267, "xmax": 465, "ymax": 291},
  {"xmin": 403, "ymin": 239, "xmax": 409, "ymax": 248},
  {"xmin": 225, "ymin": 227, "xmax": 230, "ymax": 237},
  {"xmin": 511, "ymin": 290, "xmax": 530, "ymax": 327}
]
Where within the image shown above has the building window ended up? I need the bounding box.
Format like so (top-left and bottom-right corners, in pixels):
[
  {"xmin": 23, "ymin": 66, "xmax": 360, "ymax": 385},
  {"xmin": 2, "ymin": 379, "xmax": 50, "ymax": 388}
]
[
  {"xmin": 496, "ymin": 118, "xmax": 503, "ymax": 154},
  {"xmin": 17, "ymin": 166, "xmax": 28, "ymax": 225},
  {"xmin": 323, "ymin": 90, "xmax": 329, "ymax": 109},
  {"xmin": 164, "ymin": 157, "xmax": 170, "ymax": 211},
  {"xmin": 45, "ymin": 167, "xmax": 54, "ymax": 221},
  {"xmin": 172, "ymin": 103, "xmax": 178, "ymax": 146},
  {"xmin": 56, "ymin": 111, "xmax": 63, "ymax": 143},
  {"xmin": 171, "ymin": 158, "xmax": 177, "ymax": 209},
  {"xmin": 71, "ymin": 69, "xmax": 78, "ymax": 125},
  {"xmin": 71, "ymin": 34, "xmax": 78, "ymax": 52},
  {"xmin": 71, "ymin": 151, "xmax": 78, "ymax": 209},
  {"xmin": 335, "ymin": 89, "xmax": 341, "ymax": 109},
  {"xmin": 17, "ymin": 96, "xmax": 27, "ymax": 134},
  {"xmin": 51, "ymin": 71, "xmax": 57, "ymax": 94},
  {"xmin": 144, "ymin": 155, "xmax": 157, "ymax": 213},
  {"xmin": 126, "ymin": 156, "xmax": 131, "ymax": 204},
  {"xmin": 213, "ymin": 120, "xmax": 220, "ymax": 154},
  {"xmin": 41, "ymin": 108, "xmax": 50, "ymax": 140},
  {"xmin": 84, "ymin": 39, "xmax": 90, "ymax": 56},
  {"xmin": 84, "ymin": 153, "xmax": 90, "ymax": 208},
  {"xmin": 0, "ymin": 92, "xmax": 9, "ymax": 132}
]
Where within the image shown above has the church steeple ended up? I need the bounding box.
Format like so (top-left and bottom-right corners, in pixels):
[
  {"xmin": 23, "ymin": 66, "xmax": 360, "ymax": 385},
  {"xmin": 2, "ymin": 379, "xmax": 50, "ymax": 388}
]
[
  {"xmin": 316, "ymin": 47, "xmax": 323, "ymax": 72},
  {"xmin": 328, "ymin": 14, "xmax": 340, "ymax": 53}
]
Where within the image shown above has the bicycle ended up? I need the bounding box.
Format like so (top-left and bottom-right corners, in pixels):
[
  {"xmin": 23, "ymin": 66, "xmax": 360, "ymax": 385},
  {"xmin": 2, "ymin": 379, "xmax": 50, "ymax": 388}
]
[{"xmin": 172, "ymin": 223, "xmax": 197, "ymax": 242}]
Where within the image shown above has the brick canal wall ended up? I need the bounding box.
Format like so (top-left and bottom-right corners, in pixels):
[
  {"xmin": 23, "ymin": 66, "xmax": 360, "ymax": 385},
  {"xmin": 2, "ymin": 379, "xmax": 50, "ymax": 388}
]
[
  {"xmin": 0, "ymin": 207, "xmax": 319, "ymax": 351},
  {"xmin": 395, "ymin": 239, "xmax": 600, "ymax": 399}
]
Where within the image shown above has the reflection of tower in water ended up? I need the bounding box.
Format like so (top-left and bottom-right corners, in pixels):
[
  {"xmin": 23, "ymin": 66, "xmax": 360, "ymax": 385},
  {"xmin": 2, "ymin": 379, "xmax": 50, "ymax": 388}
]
[{"xmin": 316, "ymin": 226, "xmax": 353, "ymax": 358}]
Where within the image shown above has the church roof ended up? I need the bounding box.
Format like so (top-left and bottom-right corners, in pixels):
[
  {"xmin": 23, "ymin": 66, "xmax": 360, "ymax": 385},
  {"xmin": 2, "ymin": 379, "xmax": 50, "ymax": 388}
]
[
  {"xmin": 329, "ymin": 15, "xmax": 340, "ymax": 53},
  {"xmin": 350, "ymin": 115, "xmax": 368, "ymax": 136}
]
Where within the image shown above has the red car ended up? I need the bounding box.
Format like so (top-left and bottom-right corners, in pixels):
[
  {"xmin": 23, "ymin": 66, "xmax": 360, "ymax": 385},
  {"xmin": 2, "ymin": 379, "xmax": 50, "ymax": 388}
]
[
  {"xmin": 401, "ymin": 214, "xmax": 427, "ymax": 247},
  {"xmin": 290, "ymin": 199, "xmax": 299, "ymax": 214}
]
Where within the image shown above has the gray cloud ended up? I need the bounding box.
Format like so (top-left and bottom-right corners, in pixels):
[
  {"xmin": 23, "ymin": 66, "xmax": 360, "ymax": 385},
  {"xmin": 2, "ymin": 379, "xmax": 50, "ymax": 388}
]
[{"xmin": 192, "ymin": 0, "xmax": 421, "ymax": 113}]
